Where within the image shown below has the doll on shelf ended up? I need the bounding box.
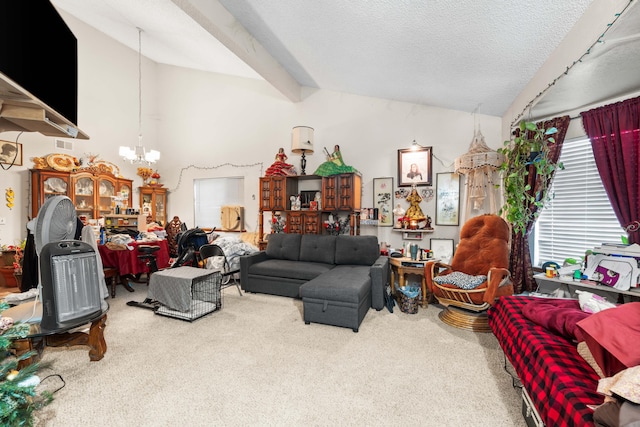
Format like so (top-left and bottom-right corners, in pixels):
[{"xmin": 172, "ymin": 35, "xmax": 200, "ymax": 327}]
[
  {"xmin": 265, "ymin": 148, "xmax": 297, "ymax": 176},
  {"xmin": 405, "ymin": 187, "xmax": 426, "ymax": 221},
  {"xmin": 314, "ymin": 145, "xmax": 358, "ymax": 177}
]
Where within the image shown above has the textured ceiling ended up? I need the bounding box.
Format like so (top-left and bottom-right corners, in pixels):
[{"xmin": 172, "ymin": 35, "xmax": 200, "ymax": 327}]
[
  {"xmin": 51, "ymin": 0, "xmax": 597, "ymax": 117},
  {"xmin": 531, "ymin": 0, "xmax": 640, "ymax": 119}
]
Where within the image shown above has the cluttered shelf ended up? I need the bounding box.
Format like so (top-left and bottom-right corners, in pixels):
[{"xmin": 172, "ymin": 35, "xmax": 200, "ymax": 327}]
[
  {"xmin": 533, "ymin": 273, "xmax": 640, "ymax": 303},
  {"xmin": 533, "ymin": 242, "xmax": 640, "ymax": 303}
]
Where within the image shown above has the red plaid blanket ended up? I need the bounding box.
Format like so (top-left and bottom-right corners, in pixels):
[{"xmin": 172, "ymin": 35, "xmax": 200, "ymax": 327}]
[{"xmin": 488, "ymin": 296, "xmax": 602, "ymax": 427}]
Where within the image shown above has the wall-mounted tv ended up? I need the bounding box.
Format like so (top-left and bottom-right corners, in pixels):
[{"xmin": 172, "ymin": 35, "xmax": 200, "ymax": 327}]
[{"xmin": 0, "ymin": 0, "xmax": 78, "ymax": 126}]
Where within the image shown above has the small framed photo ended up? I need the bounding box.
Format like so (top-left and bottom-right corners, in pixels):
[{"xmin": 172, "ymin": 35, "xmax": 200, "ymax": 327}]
[
  {"xmin": 430, "ymin": 238, "xmax": 455, "ymax": 264},
  {"xmin": 0, "ymin": 141, "xmax": 23, "ymax": 166},
  {"xmin": 373, "ymin": 177, "xmax": 393, "ymax": 226},
  {"xmin": 398, "ymin": 146, "xmax": 432, "ymax": 187},
  {"xmin": 435, "ymin": 173, "xmax": 460, "ymax": 226}
]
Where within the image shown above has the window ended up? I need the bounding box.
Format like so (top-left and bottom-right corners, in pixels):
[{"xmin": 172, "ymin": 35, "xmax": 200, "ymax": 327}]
[
  {"xmin": 194, "ymin": 177, "xmax": 244, "ymax": 229},
  {"xmin": 534, "ymin": 136, "xmax": 624, "ymax": 266}
]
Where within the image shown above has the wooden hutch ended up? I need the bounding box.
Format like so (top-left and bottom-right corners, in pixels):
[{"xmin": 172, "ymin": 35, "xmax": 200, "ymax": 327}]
[
  {"xmin": 258, "ymin": 172, "xmax": 362, "ymax": 249},
  {"xmin": 30, "ymin": 160, "xmax": 132, "ymax": 220}
]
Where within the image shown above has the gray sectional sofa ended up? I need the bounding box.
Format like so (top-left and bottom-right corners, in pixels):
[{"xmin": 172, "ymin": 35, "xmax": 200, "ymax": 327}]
[{"xmin": 239, "ymin": 233, "xmax": 389, "ymax": 332}]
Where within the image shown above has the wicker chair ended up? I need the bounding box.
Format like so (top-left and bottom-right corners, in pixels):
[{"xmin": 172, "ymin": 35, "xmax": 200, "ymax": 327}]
[{"xmin": 424, "ymin": 214, "xmax": 513, "ymax": 332}]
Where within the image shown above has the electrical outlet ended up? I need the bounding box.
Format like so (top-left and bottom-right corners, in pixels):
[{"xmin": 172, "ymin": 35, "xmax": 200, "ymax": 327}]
[{"xmin": 0, "ymin": 217, "xmax": 6, "ymax": 225}]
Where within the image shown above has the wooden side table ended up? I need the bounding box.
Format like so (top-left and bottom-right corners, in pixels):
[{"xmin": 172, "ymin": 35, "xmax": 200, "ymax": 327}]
[
  {"xmin": 12, "ymin": 311, "xmax": 108, "ymax": 369},
  {"xmin": 389, "ymin": 256, "xmax": 431, "ymax": 307}
]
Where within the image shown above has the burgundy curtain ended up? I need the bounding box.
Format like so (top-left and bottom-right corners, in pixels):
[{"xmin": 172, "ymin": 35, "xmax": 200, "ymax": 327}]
[
  {"xmin": 581, "ymin": 96, "xmax": 640, "ymax": 244},
  {"xmin": 509, "ymin": 115, "xmax": 570, "ymax": 293}
]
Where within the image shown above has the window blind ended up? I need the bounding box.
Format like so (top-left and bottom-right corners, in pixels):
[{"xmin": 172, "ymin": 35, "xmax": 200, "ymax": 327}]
[
  {"xmin": 194, "ymin": 177, "xmax": 244, "ymax": 229},
  {"xmin": 534, "ymin": 136, "xmax": 624, "ymax": 266}
]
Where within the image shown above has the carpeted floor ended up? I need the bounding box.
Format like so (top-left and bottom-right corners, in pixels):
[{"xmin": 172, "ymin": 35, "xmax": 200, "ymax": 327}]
[{"xmin": 34, "ymin": 282, "xmax": 524, "ymax": 426}]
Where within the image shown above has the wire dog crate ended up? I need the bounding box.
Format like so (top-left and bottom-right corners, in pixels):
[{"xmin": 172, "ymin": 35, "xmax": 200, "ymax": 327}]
[{"xmin": 150, "ymin": 267, "xmax": 222, "ymax": 322}]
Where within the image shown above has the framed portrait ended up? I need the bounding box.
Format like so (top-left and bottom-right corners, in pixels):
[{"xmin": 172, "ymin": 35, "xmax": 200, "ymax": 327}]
[
  {"xmin": 0, "ymin": 141, "xmax": 23, "ymax": 166},
  {"xmin": 373, "ymin": 177, "xmax": 393, "ymax": 226},
  {"xmin": 435, "ymin": 173, "xmax": 460, "ymax": 226},
  {"xmin": 397, "ymin": 147, "xmax": 432, "ymax": 187},
  {"xmin": 430, "ymin": 238, "xmax": 455, "ymax": 264}
]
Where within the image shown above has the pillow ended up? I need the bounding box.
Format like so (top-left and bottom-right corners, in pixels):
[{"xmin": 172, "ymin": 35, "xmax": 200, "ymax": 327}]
[
  {"xmin": 433, "ymin": 272, "xmax": 486, "ymax": 290},
  {"xmin": 522, "ymin": 298, "xmax": 590, "ymax": 341},
  {"xmin": 577, "ymin": 341, "xmax": 605, "ymax": 378},
  {"xmin": 238, "ymin": 232, "xmax": 258, "ymax": 248},
  {"xmin": 265, "ymin": 233, "xmax": 301, "ymax": 261},
  {"xmin": 576, "ymin": 302, "xmax": 640, "ymax": 377},
  {"xmin": 334, "ymin": 235, "xmax": 378, "ymax": 266},
  {"xmin": 299, "ymin": 235, "xmax": 336, "ymax": 264}
]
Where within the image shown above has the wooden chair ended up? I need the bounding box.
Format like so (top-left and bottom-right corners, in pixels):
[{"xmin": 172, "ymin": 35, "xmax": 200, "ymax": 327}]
[
  {"xmin": 424, "ymin": 214, "xmax": 513, "ymax": 332},
  {"xmin": 103, "ymin": 267, "xmax": 119, "ymax": 298}
]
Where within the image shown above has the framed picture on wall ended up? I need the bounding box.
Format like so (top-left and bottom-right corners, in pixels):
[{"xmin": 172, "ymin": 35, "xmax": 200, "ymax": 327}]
[
  {"xmin": 435, "ymin": 172, "xmax": 460, "ymax": 226},
  {"xmin": 397, "ymin": 147, "xmax": 432, "ymax": 187},
  {"xmin": 373, "ymin": 177, "xmax": 393, "ymax": 226},
  {"xmin": 430, "ymin": 238, "xmax": 455, "ymax": 264},
  {"xmin": 0, "ymin": 141, "xmax": 22, "ymax": 166}
]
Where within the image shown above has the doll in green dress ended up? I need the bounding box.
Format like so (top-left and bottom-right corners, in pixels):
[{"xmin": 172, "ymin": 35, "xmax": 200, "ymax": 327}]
[{"xmin": 314, "ymin": 145, "xmax": 358, "ymax": 177}]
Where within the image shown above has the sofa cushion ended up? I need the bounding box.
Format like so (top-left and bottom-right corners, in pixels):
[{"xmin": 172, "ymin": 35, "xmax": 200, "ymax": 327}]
[
  {"xmin": 334, "ymin": 235, "xmax": 379, "ymax": 266},
  {"xmin": 299, "ymin": 265, "xmax": 371, "ymax": 304},
  {"xmin": 248, "ymin": 259, "xmax": 334, "ymax": 281},
  {"xmin": 299, "ymin": 235, "xmax": 336, "ymax": 264},
  {"xmin": 265, "ymin": 233, "xmax": 301, "ymax": 261}
]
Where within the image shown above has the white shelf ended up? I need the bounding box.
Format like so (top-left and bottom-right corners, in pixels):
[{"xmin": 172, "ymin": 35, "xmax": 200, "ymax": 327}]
[
  {"xmin": 392, "ymin": 228, "xmax": 434, "ymax": 240},
  {"xmin": 533, "ymin": 273, "xmax": 640, "ymax": 303}
]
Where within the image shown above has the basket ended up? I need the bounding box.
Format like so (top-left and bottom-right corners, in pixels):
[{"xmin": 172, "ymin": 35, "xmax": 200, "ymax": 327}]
[{"xmin": 398, "ymin": 291, "xmax": 419, "ymax": 314}]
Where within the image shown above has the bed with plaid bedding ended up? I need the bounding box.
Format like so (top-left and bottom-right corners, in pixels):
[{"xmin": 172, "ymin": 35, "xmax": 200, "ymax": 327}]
[{"xmin": 488, "ymin": 295, "xmax": 602, "ymax": 427}]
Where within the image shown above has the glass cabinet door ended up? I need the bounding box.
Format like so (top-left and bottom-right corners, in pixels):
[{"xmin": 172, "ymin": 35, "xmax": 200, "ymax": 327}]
[
  {"xmin": 43, "ymin": 177, "xmax": 68, "ymax": 198},
  {"xmin": 141, "ymin": 192, "xmax": 153, "ymax": 216},
  {"xmin": 98, "ymin": 179, "xmax": 115, "ymax": 217},
  {"xmin": 74, "ymin": 177, "xmax": 94, "ymax": 219},
  {"xmin": 154, "ymin": 192, "xmax": 166, "ymax": 225},
  {"xmin": 119, "ymin": 184, "xmax": 131, "ymax": 204}
]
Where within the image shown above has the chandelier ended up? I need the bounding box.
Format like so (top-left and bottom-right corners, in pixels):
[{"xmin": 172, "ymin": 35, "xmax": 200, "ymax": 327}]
[{"xmin": 119, "ymin": 27, "xmax": 160, "ymax": 165}]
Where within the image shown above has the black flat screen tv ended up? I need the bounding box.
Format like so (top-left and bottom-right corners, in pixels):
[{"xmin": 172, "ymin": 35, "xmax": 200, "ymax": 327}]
[{"xmin": 0, "ymin": 0, "xmax": 78, "ymax": 126}]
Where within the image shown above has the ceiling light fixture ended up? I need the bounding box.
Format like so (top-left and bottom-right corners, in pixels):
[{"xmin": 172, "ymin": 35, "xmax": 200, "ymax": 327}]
[{"xmin": 119, "ymin": 27, "xmax": 160, "ymax": 165}]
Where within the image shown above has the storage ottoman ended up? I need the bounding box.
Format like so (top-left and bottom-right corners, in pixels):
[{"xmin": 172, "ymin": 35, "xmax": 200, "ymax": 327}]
[{"xmin": 299, "ymin": 265, "xmax": 372, "ymax": 332}]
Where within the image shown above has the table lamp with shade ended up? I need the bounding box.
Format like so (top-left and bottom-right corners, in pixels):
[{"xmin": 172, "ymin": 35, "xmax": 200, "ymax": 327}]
[{"xmin": 291, "ymin": 126, "xmax": 314, "ymax": 175}]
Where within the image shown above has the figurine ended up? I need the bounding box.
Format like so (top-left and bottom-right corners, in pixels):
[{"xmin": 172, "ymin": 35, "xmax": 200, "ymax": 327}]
[
  {"xmin": 265, "ymin": 148, "xmax": 297, "ymax": 176},
  {"xmin": 405, "ymin": 187, "xmax": 426, "ymax": 221},
  {"xmin": 290, "ymin": 195, "xmax": 301, "ymax": 210},
  {"xmin": 314, "ymin": 145, "xmax": 358, "ymax": 177}
]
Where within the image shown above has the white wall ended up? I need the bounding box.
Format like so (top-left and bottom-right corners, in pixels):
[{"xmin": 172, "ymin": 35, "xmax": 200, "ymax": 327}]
[
  {"xmin": 0, "ymin": 8, "xmax": 504, "ymax": 253},
  {"xmin": 156, "ymin": 66, "xmax": 502, "ymax": 249}
]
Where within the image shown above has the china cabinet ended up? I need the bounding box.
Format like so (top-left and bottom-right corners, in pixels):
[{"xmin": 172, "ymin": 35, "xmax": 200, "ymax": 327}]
[{"xmin": 30, "ymin": 169, "xmax": 132, "ymax": 220}]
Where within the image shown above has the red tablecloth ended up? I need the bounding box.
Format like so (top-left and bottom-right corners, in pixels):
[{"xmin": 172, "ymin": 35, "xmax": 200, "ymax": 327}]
[{"xmin": 98, "ymin": 240, "xmax": 170, "ymax": 276}]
